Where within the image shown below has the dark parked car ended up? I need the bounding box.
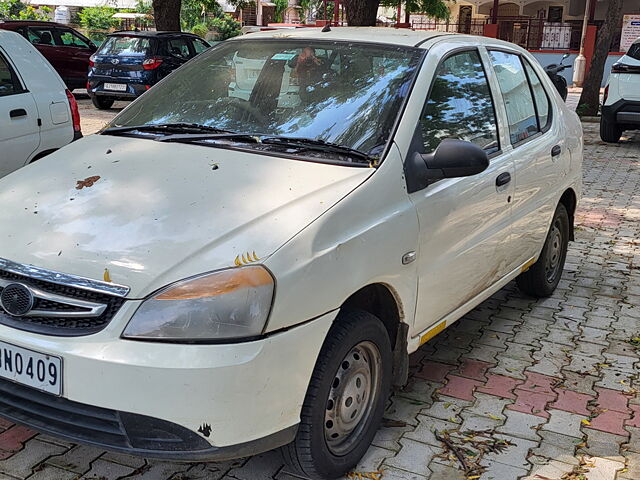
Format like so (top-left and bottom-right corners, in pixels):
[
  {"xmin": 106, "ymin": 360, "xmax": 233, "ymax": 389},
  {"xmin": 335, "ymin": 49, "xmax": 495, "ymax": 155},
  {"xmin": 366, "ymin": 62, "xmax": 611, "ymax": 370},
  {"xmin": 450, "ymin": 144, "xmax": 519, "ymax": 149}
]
[
  {"xmin": 87, "ymin": 31, "xmax": 210, "ymax": 109},
  {"xmin": 0, "ymin": 20, "xmax": 97, "ymax": 90}
]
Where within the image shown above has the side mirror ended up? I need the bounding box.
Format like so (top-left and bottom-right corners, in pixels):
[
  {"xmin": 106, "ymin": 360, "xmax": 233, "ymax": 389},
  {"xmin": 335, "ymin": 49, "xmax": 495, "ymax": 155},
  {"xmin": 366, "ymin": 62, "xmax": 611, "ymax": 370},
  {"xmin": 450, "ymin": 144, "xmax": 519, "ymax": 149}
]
[
  {"xmin": 407, "ymin": 139, "xmax": 489, "ymax": 192},
  {"xmin": 562, "ymin": 52, "xmax": 570, "ymax": 60}
]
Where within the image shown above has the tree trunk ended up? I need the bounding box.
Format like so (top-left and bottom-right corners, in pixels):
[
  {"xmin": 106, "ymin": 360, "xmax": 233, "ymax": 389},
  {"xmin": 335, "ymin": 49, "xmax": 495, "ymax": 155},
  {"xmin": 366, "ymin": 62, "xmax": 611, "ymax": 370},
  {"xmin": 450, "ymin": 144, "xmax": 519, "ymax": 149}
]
[
  {"xmin": 344, "ymin": 0, "xmax": 379, "ymax": 26},
  {"xmin": 152, "ymin": 0, "xmax": 182, "ymax": 31},
  {"xmin": 576, "ymin": 0, "xmax": 623, "ymax": 116}
]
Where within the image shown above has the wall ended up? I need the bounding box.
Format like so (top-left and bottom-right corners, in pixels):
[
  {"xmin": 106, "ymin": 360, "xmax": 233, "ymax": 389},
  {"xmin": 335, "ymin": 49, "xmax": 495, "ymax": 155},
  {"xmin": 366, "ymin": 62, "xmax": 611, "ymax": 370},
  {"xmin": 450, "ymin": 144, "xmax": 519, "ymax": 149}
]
[{"xmin": 530, "ymin": 51, "xmax": 624, "ymax": 86}]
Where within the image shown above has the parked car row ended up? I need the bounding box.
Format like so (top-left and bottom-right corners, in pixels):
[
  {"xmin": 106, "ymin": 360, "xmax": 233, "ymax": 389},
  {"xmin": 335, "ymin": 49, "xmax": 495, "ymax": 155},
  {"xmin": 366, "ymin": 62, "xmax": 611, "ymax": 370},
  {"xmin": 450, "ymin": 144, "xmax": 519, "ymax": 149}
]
[{"xmin": 0, "ymin": 20, "xmax": 210, "ymax": 109}]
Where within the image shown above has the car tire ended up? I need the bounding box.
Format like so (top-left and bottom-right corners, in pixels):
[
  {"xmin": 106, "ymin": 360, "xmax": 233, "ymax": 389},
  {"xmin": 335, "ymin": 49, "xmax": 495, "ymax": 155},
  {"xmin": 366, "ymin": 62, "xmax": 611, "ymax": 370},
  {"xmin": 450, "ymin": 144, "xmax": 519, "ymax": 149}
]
[
  {"xmin": 92, "ymin": 96, "xmax": 115, "ymax": 110},
  {"xmin": 282, "ymin": 310, "xmax": 392, "ymax": 480},
  {"xmin": 600, "ymin": 116, "xmax": 622, "ymax": 143},
  {"xmin": 516, "ymin": 203, "xmax": 570, "ymax": 298}
]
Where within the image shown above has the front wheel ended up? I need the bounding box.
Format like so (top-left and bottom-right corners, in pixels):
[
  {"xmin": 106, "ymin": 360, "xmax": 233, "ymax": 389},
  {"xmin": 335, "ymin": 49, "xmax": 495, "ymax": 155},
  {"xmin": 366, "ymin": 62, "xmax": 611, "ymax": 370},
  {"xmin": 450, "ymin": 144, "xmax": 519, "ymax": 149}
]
[
  {"xmin": 516, "ymin": 203, "xmax": 569, "ymax": 298},
  {"xmin": 91, "ymin": 96, "xmax": 115, "ymax": 110},
  {"xmin": 282, "ymin": 310, "xmax": 392, "ymax": 479}
]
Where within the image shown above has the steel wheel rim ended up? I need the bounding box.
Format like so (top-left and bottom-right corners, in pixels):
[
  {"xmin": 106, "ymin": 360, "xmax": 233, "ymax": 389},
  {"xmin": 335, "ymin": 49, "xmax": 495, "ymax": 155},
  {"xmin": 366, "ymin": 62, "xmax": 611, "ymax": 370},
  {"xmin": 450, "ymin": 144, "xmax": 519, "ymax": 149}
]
[
  {"xmin": 324, "ymin": 341, "xmax": 381, "ymax": 456},
  {"xmin": 545, "ymin": 219, "xmax": 563, "ymax": 283}
]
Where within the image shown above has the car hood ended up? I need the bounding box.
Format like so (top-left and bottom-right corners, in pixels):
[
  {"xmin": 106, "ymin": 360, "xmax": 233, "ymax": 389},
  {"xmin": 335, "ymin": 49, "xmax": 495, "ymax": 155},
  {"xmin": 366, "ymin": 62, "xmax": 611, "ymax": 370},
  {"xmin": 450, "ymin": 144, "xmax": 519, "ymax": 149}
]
[{"xmin": 0, "ymin": 135, "xmax": 372, "ymax": 298}]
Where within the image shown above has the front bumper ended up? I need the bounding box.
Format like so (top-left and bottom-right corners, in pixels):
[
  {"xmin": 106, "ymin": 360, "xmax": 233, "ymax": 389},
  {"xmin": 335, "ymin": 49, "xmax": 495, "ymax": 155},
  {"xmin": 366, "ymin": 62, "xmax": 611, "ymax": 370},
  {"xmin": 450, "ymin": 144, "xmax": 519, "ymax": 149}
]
[
  {"xmin": 0, "ymin": 309, "xmax": 336, "ymax": 460},
  {"xmin": 602, "ymin": 99, "xmax": 640, "ymax": 128}
]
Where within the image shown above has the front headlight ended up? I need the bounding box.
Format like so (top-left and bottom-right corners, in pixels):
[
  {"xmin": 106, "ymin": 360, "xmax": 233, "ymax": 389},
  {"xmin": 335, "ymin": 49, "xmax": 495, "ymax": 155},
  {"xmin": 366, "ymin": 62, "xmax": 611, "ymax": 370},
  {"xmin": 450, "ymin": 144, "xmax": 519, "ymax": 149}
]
[{"xmin": 122, "ymin": 266, "xmax": 274, "ymax": 341}]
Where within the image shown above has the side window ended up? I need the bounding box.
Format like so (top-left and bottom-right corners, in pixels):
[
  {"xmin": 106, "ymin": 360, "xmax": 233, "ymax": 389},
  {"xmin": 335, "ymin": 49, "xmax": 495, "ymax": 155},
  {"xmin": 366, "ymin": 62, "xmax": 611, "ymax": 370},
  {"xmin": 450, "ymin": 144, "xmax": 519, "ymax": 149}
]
[
  {"xmin": 0, "ymin": 54, "xmax": 22, "ymax": 97},
  {"xmin": 420, "ymin": 50, "xmax": 499, "ymax": 154},
  {"xmin": 488, "ymin": 51, "xmax": 539, "ymax": 145},
  {"xmin": 524, "ymin": 59, "xmax": 551, "ymax": 131},
  {"xmin": 57, "ymin": 30, "xmax": 90, "ymax": 48},
  {"xmin": 168, "ymin": 38, "xmax": 191, "ymax": 59},
  {"xmin": 192, "ymin": 39, "xmax": 209, "ymax": 55},
  {"xmin": 27, "ymin": 27, "xmax": 55, "ymax": 46}
]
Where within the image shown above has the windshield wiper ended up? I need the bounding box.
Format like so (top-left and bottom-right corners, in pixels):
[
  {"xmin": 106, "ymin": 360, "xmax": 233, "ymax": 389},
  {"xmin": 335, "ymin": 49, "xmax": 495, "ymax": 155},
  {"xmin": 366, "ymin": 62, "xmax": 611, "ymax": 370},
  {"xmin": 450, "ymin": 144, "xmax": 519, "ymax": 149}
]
[
  {"xmin": 258, "ymin": 136, "xmax": 373, "ymax": 164},
  {"xmin": 135, "ymin": 131, "xmax": 374, "ymax": 165},
  {"xmin": 101, "ymin": 123, "xmax": 237, "ymax": 136}
]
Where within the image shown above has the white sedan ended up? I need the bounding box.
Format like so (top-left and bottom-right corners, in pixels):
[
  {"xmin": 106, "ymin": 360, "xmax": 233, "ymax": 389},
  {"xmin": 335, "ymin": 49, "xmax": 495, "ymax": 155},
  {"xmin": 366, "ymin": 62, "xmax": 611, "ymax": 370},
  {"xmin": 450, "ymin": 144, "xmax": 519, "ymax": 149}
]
[
  {"xmin": 0, "ymin": 27, "xmax": 581, "ymax": 479},
  {"xmin": 0, "ymin": 29, "xmax": 81, "ymax": 177}
]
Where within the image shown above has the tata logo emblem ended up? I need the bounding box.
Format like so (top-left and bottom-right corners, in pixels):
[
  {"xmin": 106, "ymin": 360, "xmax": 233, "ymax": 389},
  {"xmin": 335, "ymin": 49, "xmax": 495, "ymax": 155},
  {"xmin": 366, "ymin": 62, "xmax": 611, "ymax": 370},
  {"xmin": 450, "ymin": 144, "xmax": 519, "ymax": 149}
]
[
  {"xmin": 0, "ymin": 283, "xmax": 34, "ymax": 317},
  {"xmin": 111, "ymin": 58, "xmax": 120, "ymax": 65}
]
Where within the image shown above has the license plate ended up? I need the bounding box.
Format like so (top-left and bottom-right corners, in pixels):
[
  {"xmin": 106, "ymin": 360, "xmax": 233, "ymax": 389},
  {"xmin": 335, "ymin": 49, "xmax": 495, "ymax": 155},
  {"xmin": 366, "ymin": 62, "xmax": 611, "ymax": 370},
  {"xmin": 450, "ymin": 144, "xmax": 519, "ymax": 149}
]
[
  {"xmin": 104, "ymin": 83, "xmax": 127, "ymax": 92},
  {"xmin": 0, "ymin": 341, "xmax": 62, "ymax": 395}
]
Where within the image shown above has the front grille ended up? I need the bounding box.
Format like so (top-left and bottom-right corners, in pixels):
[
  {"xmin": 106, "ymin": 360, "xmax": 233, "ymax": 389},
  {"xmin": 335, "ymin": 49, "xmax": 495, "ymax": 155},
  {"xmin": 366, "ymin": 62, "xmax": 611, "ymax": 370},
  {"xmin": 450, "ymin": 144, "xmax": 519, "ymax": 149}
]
[
  {"xmin": 0, "ymin": 270, "xmax": 124, "ymax": 336},
  {"xmin": 0, "ymin": 378, "xmax": 211, "ymax": 453}
]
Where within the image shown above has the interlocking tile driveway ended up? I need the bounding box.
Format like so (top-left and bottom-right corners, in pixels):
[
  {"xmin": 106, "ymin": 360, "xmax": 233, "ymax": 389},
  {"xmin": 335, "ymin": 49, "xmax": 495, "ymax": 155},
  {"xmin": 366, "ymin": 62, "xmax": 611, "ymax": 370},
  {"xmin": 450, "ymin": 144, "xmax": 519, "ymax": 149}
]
[{"xmin": 0, "ymin": 121, "xmax": 638, "ymax": 479}]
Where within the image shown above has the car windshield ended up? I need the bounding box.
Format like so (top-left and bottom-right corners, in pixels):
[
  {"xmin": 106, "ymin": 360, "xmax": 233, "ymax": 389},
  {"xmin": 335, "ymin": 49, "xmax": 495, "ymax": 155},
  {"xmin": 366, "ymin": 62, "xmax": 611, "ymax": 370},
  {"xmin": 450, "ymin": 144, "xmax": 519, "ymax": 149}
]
[
  {"xmin": 627, "ymin": 42, "xmax": 640, "ymax": 61},
  {"xmin": 106, "ymin": 39, "xmax": 423, "ymax": 159},
  {"xmin": 98, "ymin": 36, "xmax": 152, "ymax": 56}
]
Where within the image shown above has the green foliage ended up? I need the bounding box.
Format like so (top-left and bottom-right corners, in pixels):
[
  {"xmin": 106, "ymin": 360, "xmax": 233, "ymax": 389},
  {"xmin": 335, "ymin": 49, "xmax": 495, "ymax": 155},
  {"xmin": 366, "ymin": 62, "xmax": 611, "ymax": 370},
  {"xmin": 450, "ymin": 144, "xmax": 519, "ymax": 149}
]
[
  {"xmin": 78, "ymin": 6, "xmax": 118, "ymax": 31},
  {"xmin": 209, "ymin": 14, "xmax": 240, "ymax": 40},
  {"xmin": 1, "ymin": 0, "xmax": 50, "ymax": 20},
  {"xmin": 181, "ymin": 0, "xmax": 222, "ymax": 30},
  {"xmin": 17, "ymin": 4, "xmax": 50, "ymax": 20},
  {"xmin": 380, "ymin": 0, "xmax": 449, "ymax": 20},
  {"xmin": 0, "ymin": 0, "xmax": 22, "ymax": 19},
  {"xmin": 190, "ymin": 22, "xmax": 209, "ymax": 37},
  {"xmin": 273, "ymin": 0, "xmax": 287, "ymax": 22}
]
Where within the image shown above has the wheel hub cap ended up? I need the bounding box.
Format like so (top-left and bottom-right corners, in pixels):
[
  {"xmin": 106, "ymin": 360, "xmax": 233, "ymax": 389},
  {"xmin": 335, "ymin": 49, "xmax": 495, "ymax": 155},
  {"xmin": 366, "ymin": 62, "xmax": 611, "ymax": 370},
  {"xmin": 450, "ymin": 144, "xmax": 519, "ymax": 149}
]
[
  {"xmin": 324, "ymin": 341, "xmax": 381, "ymax": 455},
  {"xmin": 544, "ymin": 221, "xmax": 563, "ymax": 283}
]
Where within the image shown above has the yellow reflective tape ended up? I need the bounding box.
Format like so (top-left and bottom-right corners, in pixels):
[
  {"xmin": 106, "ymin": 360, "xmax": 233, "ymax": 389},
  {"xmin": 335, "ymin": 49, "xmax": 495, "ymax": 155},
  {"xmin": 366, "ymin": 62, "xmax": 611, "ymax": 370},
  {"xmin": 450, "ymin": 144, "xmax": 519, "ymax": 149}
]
[
  {"xmin": 420, "ymin": 321, "xmax": 446, "ymax": 346},
  {"xmin": 521, "ymin": 257, "xmax": 537, "ymax": 273}
]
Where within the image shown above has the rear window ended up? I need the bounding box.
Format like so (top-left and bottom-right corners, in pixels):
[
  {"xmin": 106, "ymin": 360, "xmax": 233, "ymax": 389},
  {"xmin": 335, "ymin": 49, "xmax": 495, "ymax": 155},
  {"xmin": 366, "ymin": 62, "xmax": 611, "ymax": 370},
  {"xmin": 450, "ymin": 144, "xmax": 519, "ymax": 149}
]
[
  {"xmin": 627, "ymin": 43, "xmax": 640, "ymax": 61},
  {"xmin": 98, "ymin": 36, "xmax": 152, "ymax": 56}
]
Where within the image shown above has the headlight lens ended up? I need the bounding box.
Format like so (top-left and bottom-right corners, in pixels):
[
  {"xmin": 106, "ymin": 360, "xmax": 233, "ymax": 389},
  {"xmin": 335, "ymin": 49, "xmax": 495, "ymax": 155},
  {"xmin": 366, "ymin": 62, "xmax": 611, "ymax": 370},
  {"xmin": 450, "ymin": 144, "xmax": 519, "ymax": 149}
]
[{"xmin": 123, "ymin": 266, "xmax": 274, "ymax": 341}]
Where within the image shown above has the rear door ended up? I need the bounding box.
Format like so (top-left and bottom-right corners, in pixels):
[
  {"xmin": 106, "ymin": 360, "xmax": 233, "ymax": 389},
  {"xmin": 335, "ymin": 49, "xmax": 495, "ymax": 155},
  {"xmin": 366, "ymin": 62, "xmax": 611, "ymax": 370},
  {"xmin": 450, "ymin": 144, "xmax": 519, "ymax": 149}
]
[
  {"xmin": 25, "ymin": 26, "xmax": 67, "ymax": 81},
  {"xmin": 408, "ymin": 45, "xmax": 515, "ymax": 334},
  {"xmin": 54, "ymin": 28, "xmax": 95, "ymax": 89},
  {"xmin": 487, "ymin": 49, "xmax": 569, "ymax": 272},
  {"xmin": 0, "ymin": 49, "xmax": 39, "ymax": 177}
]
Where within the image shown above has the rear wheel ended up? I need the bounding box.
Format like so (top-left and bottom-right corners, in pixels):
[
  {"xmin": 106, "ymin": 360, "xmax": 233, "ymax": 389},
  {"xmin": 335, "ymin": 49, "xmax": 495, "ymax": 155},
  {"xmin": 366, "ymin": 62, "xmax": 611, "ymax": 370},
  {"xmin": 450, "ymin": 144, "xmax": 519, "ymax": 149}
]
[
  {"xmin": 282, "ymin": 310, "xmax": 392, "ymax": 479},
  {"xmin": 92, "ymin": 96, "xmax": 115, "ymax": 110},
  {"xmin": 600, "ymin": 116, "xmax": 622, "ymax": 143},
  {"xmin": 516, "ymin": 204, "xmax": 569, "ymax": 298}
]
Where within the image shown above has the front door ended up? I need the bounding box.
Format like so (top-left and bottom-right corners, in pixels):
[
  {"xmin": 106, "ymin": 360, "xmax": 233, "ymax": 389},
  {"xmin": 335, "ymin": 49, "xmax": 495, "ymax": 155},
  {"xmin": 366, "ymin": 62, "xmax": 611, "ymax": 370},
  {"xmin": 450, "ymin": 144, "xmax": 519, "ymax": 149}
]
[
  {"xmin": 0, "ymin": 49, "xmax": 39, "ymax": 177},
  {"xmin": 408, "ymin": 47, "xmax": 515, "ymax": 333}
]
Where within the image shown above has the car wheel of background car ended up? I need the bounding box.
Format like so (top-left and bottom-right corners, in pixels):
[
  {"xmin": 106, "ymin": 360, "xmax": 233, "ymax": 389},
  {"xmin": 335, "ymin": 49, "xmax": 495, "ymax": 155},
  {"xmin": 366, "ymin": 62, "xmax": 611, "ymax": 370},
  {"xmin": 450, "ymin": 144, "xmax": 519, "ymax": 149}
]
[
  {"xmin": 92, "ymin": 96, "xmax": 115, "ymax": 110},
  {"xmin": 282, "ymin": 310, "xmax": 392, "ymax": 479},
  {"xmin": 516, "ymin": 203, "xmax": 570, "ymax": 298},
  {"xmin": 599, "ymin": 116, "xmax": 623, "ymax": 143}
]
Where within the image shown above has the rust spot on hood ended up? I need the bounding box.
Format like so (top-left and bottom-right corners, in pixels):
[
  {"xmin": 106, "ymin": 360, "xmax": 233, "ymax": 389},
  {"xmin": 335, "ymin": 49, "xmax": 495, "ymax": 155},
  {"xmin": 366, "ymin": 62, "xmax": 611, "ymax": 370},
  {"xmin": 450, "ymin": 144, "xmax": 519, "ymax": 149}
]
[{"xmin": 76, "ymin": 176, "xmax": 101, "ymax": 190}]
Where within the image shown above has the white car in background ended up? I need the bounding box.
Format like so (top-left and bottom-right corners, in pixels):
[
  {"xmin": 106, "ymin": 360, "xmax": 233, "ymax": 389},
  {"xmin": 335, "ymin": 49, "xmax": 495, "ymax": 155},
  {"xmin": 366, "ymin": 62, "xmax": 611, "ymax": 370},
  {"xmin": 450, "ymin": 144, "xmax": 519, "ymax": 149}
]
[
  {"xmin": 0, "ymin": 30, "xmax": 81, "ymax": 177},
  {"xmin": 0, "ymin": 28, "xmax": 581, "ymax": 479},
  {"xmin": 601, "ymin": 36, "xmax": 640, "ymax": 142}
]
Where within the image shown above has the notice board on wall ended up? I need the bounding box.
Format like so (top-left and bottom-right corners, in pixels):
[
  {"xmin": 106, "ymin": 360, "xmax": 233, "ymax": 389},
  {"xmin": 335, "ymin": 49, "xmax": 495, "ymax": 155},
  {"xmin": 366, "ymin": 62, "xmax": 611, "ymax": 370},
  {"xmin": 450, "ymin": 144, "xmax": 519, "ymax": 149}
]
[{"xmin": 620, "ymin": 14, "xmax": 640, "ymax": 52}]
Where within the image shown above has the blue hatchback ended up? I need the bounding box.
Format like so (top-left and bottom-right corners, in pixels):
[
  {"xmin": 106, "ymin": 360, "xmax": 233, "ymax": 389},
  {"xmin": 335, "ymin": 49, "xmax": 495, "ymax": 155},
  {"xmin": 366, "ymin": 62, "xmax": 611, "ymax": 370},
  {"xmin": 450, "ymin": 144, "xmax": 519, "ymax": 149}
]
[{"xmin": 87, "ymin": 31, "xmax": 210, "ymax": 109}]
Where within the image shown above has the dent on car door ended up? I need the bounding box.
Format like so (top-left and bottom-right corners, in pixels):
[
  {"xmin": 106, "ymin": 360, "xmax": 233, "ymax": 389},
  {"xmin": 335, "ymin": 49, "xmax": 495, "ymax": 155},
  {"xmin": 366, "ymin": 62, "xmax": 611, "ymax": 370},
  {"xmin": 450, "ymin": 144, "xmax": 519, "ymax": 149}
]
[
  {"xmin": 487, "ymin": 50, "xmax": 564, "ymax": 270},
  {"xmin": 0, "ymin": 50, "xmax": 39, "ymax": 176},
  {"xmin": 408, "ymin": 48, "xmax": 515, "ymax": 335}
]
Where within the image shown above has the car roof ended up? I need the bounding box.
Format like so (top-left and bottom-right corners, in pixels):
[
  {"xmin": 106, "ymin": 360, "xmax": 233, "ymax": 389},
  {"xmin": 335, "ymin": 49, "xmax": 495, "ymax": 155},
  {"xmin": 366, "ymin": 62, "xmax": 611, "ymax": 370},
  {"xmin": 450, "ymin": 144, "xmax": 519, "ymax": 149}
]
[
  {"xmin": 0, "ymin": 20, "xmax": 62, "ymax": 27},
  {"xmin": 232, "ymin": 27, "xmax": 536, "ymax": 52},
  {"xmin": 231, "ymin": 27, "xmax": 450, "ymax": 47},
  {"xmin": 109, "ymin": 30, "xmax": 201, "ymax": 39}
]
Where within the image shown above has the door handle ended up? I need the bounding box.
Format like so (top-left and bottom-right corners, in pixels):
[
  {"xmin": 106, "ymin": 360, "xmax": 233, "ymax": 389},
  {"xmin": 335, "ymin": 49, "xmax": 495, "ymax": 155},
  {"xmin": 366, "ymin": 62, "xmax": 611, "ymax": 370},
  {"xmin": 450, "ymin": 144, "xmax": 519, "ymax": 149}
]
[
  {"xmin": 551, "ymin": 145, "xmax": 562, "ymax": 157},
  {"xmin": 496, "ymin": 172, "xmax": 511, "ymax": 187},
  {"xmin": 9, "ymin": 109, "xmax": 27, "ymax": 118}
]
